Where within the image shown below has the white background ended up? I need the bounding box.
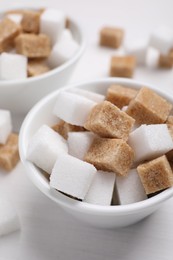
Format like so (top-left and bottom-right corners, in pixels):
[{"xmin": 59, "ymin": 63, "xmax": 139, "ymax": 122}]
[{"xmin": 0, "ymin": 0, "xmax": 173, "ymax": 259}]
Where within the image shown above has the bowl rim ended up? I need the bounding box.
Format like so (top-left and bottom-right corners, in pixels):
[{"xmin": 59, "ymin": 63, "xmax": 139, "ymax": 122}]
[
  {"xmin": 0, "ymin": 3, "xmax": 86, "ymax": 87},
  {"xmin": 19, "ymin": 77, "xmax": 173, "ymax": 216}
]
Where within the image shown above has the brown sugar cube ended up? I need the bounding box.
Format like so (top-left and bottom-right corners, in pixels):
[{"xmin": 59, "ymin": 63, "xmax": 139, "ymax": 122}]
[
  {"xmin": 126, "ymin": 87, "xmax": 172, "ymax": 124},
  {"xmin": 15, "ymin": 33, "xmax": 51, "ymax": 58},
  {"xmin": 52, "ymin": 120, "xmax": 85, "ymax": 140},
  {"xmin": 0, "ymin": 133, "xmax": 19, "ymax": 171},
  {"xmin": 166, "ymin": 115, "xmax": 173, "ymax": 125},
  {"xmin": 106, "ymin": 84, "xmax": 138, "ymax": 108},
  {"xmin": 84, "ymin": 101, "xmax": 135, "ymax": 141},
  {"xmin": 137, "ymin": 155, "xmax": 173, "ymax": 195},
  {"xmin": 27, "ymin": 59, "xmax": 50, "ymax": 77},
  {"xmin": 84, "ymin": 137, "xmax": 134, "ymax": 176},
  {"xmin": 100, "ymin": 27, "xmax": 124, "ymax": 48},
  {"xmin": 65, "ymin": 17, "xmax": 70, "ymax": 28},
  {"xmin": 110, "ymin": 56, "xmax": 136, "ymax": 78},
  {"xmin": 21, "ymin": 10, "xmax": 40, "ymax": 34},
  {"xmin": 0, "ymin": 18, "xmax": 20, "ymax": 52},
  {"xmin": 158, "ymin": 50, "xmax": 173, "ymax": 69}
]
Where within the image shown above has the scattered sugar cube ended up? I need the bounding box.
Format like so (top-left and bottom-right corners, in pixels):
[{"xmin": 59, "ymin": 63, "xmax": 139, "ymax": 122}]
[
  {"xmin": 126, "ymin": 87, "xmax": 172, "ymax": 124},
  {"xmin": 15, "ymin": 33, "xmax": 51, "ymax": 58},
  {"xmin": 27, "ymin": 125, "xmax": 68, "ymax": 174},
  {"xmin": 124, "ymin": 40, "xmax": 148, "ymax": 65},
  {"xmin": 146, "ymin": 47, "xmax": 160, "ymax": 68},
  {"xmin": 53, "ymin": 91, "xmax": 96, "ymax": 127},
  {"xmin": 0, "ymin": 52, "xmax": 27, "ymax": 80},
  {"xmin": 0, "ymin": 18, "xmax": 20, "ymax": 52},
  {"xmin": 40, "ymin": 8, "xmax": 65, "ymax": 45},
  {"xmin": 84, "ymin": 101, "xmax": 135, "ymax": 141},
  {"xmin": 52, "ymin": 120, "xmax": 85, "ymax": 140},
  {"xmin": 106, "ymin": 85, "xmax": 138, "ymax": 108},
  {"xmin": 0, "ymin": 109, "xmax": 12, "ymax": 144},
  {"xmin": 48, "ymin": 34, "xmax": 79, "ymax": 67},
  {"xmin": 150, "ymin": 26, "xmax": 173, "ymax": 54},
  {"xmin": 50, "ymin": 154, "xmax": 96, "ymax": 200},
  {"xmin": 116, "ymin": 169, "xmax": 147, "ymax": 205},
  {"xmin": 100, "ymin": 27, "xmax": 124, "ymax": 48},
  {"xmin": 0, "ymin": 199, "xmax": 20, "ymax": 237},
  {"xmin": 110, "ymin": 56, "xmax": 136, "ymax": 78},
  {"xmin": 84, "ymin": 170, "xmax": 116, "ymax": 206},
  {"xmin": 0, "ymin": 133, "xmax": 19, "ymax": 171},
  {"xmin": 137, "ymin": 155, "xmax": 173, "ymax": 194},
  {"xmin": 21, "ymin": 10, "xmax": 40, "ymax": 34},
  {"xmin": 6, "ymin": 14, "xmax": 23, "ymax": 25},
  {"xmin": 68, "ymin": 88, "xmax": 105, "ymax": 103},
  {"xmin": 84, "ymin": 137, "xmax": 134, "ymax": 176},
  {"xmin": 128, "ymin": 124, "xmax": 173, "ymax": 163},
  {"xmin": 27, "ymin": 59, "xmax": 50, "ymax": 77},
  {"xmin": 68, "ymin": 131, "xmax": 95, "ymax": 160},
  {"xmin": 158, "ymin": 51, "xmax": 173, "ymax": 68}
]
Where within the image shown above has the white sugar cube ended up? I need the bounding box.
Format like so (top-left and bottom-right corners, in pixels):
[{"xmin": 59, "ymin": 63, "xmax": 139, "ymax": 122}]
[
  {"xmin": 149, "ymin": 26, "xmax": 173, "ymax": 54},
  {"xmin": 68, "ymin": 131, "xmax": 95, "ymax": 160},
  {"xmin": 27, "ymin": 125, "xmax": 68, "ymax": 174},
  {"xmin": 0, "ymin": 52, "xmax": 27, "ymax": 80},
  {"xmin": 6, "ymin": 14, "xmax": 23, "ymax": 24},
  {"xmin": 128, "ymin": 124, "xmax": 173, "ymax": 162},
  {"xmin": 84, "ymin": 171, "xmax": 116, "ymax": 206},
  {"xmin": 62, "ymin": 28, "xmax": 73, "ymax": 40},
  {"xmin": 0, "ymin": 109, "xmax": 12, "ymax": 144},
  {"xmin": 53, "ymin": 91, "xmax": 96, "ymax": 126},
  {"xmin": 50, "ymin": 154, "xmax": 96, "ymax": 200},
  {"xmin": 0, "ymin": 199, "xmax": 20, "ymax": 237},
  {"xmin": 146, "ymin": 47, "xmax": 160, "ymax": 68},
  {"xmin": 40, "ymin": 8, "xmax": 65, "ymax": 45},
  {"xmin": 116, "ymin": 169, "xmax": 147, "ymax": 205},
  {"xmin": 68, "ymin": 88, "xmax": 105, "ymax": 103},
  {"xmin": 124, "ymin": 40, "xmax": 148, "ymax": 65}
]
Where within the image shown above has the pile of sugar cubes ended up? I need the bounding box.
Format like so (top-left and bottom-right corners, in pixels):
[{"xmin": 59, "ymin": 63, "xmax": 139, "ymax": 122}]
[
  {"xmin": 27, "ymin": 85, "xmax": 173, "ymax": 206},
  {"xmin": 0, "ymin": 7, "xmax": 79, "ymax": 80},
  {"xmin": 0, "ymin": 109, "xmax": 20, "ymax": 237},
  {"xmin": 99, "ymin": 26, "xmax": 173, "ymax": 77}
]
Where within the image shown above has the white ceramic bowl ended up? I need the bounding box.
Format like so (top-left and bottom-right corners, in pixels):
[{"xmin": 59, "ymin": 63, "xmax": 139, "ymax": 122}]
[
  {"xmin": 19, "ymin": 78, "xmax": 173, "ymax": 228},
  {"xmin": 0, "ymin": 5, "xmax": 85, "ymax": 115}
]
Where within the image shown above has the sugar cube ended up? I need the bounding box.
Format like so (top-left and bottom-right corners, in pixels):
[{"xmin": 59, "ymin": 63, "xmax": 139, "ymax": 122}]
[
  {"xmin": 110, "ymin": 56, "xmax": 136, "ymax": 78},
  {"xmin": 68, "ymin": 88, "xmax": 105, "ymax": 103},
  {"xmin": 84, "ymin": 170, "xmax": 116, "ymax": 206},
  {"xmin": 21, "ymin": 10, "xmax": 40, "ymax": 34},
  {"xmin": 50, "ymin": 154, "xmax": 96, "ymax": 200},
  {"xmin": 124, "ymin": 40, "xmax": 148, "ymax": 65},
  {"xmin": 53, "ymin": 91, "xmax": 96, "ymax": 127},
  {"xmin": 27, "ymin": 59, "xmax": 50, "ymax": 77},
  {"xmin": 116, "ymin": 169, "xmax": 147, "ymax": 205},
  {"xmin": 100, "ymin": 27, "xmax": 124, "ymax": 48},
  {"xmin": 27, "ymin": 125, "xmax": 68, "ymax": 174},
  {"xmin": 158, "ymin": 51, "xmax": 173, "ymax": 68},
  {"xmin": 68, "ymin": 131, "xmax": 95, "ymax": 160},
  {"xmin": 0, "ymin": 109, "xmax": 12, "ymax": 144},
  {"xmin": 0, "ymin": 52, "xmax": 27, "ymax": 80}
]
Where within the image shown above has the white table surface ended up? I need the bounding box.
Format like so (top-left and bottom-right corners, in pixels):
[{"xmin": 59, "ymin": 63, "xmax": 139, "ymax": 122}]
[{"xmin": 1, "ymin": 0, "xmax": 173, "ymax": 259}]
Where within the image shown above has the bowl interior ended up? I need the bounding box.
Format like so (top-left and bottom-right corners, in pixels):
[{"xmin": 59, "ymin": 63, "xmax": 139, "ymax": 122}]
[{"xmin": 19, "ymin": 78, "xmax": 173, "ymax": 215}]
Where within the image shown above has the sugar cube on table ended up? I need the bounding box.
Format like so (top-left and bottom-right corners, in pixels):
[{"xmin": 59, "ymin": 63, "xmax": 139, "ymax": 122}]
[
  {"xmin": 15, "ymin": 33, "xmax": 51, "ymax": 58},
  {"xmin": 158, "ymin": 51, "xmax": 173, "ymax": 68},
  {"xmin": 100, "ymin": 27, "xmax": 124, "ymax": 48},
  {"xmin": 40, "ymin": 8, "xmax": 65, "ymax": 45},
  {"xmin": 0, "ymin": 18, "xmax": 20, "ymax": 52},
  {"xmin": 137, "ymin": 155, "xmax": 173, "ymax": 194},
  {"xmin": 53, "ymin": 91, "xmax": 96, "ymax": 127},
  {"xmin": 68, "ymin": 88, "xmax": 105, "ymax": 103},
  {"xmin": 126, "ymin": 87, "xmax": 172, "ymax": 124},
  {"xmin": 128, "ymin": 124, "xmax": 173, "ymax": 163},
  {"xmin": 0, "ymin": 109, "xmax": 12, "ymax": 144},
  {"xmin": 27, "ymin": 125, "xmax": 68, "ymax": 174},
  {"xmin": 0, "ymin": 199, "xmax": 20, "ymax": 237},
  {"xmin": 6, "ymin": 14, "xmax": 23, "ymax": 25},
  {"xmin": 116, "ymin": 169, "xmax": 147, "ymax": 205},
  {"xmin": 21, "ymin": 10, "xmax": 40, "ymax": 34},
  {"xmin": 84, "ymin": 137, "xmax": 134, "ymax": 176},
  {"xmin": 146, "ymin": 47, "xmax": 160, "ymax": 68},
  {"xmin": 149, "ymin": 26, "xmax": 173, "ymax": 54},
  {"xmin": 0, "ymin": 52, "xmax": 27, "ymax": 80},
  {"xmin": 84, "ymin": 101, "xmax": 135, "ymax": 141},
  {"xmin": 106, "ymin": 85, "xmax": 138, "ymax": 109},
  {"xmin": 68, "ymin": 131, "xmax": 95, "ymax": 160},
  {"xmin": 124, "ymin": 40, "xmax": 148, "ymax": 65},
  {"xmin": 84, "ymin": 170, "xmax": 116, "ymax": 206},
  {"xmin": 0, "ymin": 133, "xmax": 19, "ymax": 171},
  {"xmin": 48, "ymin": 33, "xmax": 79, "ymax": 67},
  {"xmin": 110, "ymin": 56, "xmax": 136, "ymax": 78},
  {"xmin": 50, "ymin": 154, "xmax": 96, "ymax": 200}
]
